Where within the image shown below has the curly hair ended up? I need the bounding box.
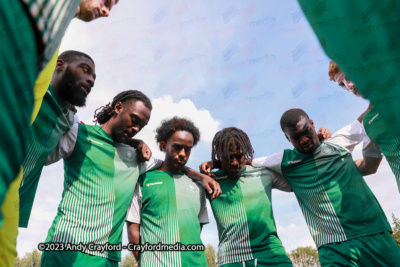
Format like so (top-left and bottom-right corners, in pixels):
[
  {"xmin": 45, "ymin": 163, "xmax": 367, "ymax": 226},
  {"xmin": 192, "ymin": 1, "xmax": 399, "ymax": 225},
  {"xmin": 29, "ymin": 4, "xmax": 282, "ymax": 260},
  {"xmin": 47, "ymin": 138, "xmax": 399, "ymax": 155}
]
[
  {"xmin": 328, "ymin": 60, "xmax": 341, "ymax": 81},
  {"xmin": 58, "ymin": 50, "xmax": 94, "ymax": 65},
  {"xmin": 280, "ymin": 108, "xmax": 310, "ymax": 131},
  {"xmin": 93, "ymin": 90, "xmax": 152, "ymax": 124},
  {"xmin": 211, "ymin": 127, "xmax": 254, "ymax": 164},
  {"xmin": 155, "ymin": 117, "xmax": 200, "ymax": 151}
]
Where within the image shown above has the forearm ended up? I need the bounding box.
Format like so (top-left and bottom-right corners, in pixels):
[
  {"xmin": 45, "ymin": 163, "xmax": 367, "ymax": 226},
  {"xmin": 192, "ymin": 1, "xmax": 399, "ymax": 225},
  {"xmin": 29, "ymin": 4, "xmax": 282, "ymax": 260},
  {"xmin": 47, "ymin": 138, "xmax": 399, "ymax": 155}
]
[
  {"xmin": 182, "ymin": 166, "xmax": 204, "ymax": 181},
  {"xmin": 127, "ymin": 222, "xmax": 141, "ymax": 263},
  {"xmin": 355, "ymin": 157, "xmax": 382, "ymax": 176}
]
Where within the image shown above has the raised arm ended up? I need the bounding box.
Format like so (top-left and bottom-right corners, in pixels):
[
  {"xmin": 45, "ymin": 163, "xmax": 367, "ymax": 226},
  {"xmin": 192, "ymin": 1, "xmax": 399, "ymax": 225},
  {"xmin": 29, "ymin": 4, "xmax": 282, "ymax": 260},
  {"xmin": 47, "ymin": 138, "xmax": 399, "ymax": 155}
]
[
  {"xmin": 355, "ymin": 157, "xmax": 382, "ymax": 176},
  {"xmin": 355, "ymin": 123, "xmax": 383, "ymax": 176}
]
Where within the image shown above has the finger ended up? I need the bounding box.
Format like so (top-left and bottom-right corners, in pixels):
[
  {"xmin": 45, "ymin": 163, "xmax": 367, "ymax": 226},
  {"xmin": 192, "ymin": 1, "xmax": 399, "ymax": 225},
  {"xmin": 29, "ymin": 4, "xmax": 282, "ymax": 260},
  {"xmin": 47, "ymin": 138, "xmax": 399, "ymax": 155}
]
[
  {"xmin": 143, "ymin": 150, "xmax": 151, "ymax": 160},
  {"xmin": 203, "ymin": 182, "xmax": 213, "ymax": 195},
  {"xmin": 211, "ymin": 182, "xmax": 221, "ymax": 199}
]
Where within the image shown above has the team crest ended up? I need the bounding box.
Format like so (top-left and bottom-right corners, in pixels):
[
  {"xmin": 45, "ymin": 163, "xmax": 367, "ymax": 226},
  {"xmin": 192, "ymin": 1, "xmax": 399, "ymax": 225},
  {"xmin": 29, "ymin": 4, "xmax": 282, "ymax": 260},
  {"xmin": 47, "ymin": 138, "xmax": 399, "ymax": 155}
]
[
  {"xmin": 322, "ymin": 146, "xmax": 333, "ymax": 154},
  {"xmin": 187, "ymin": 185, "xmax": 196, "ymax": 192},
  {"xmin": 126, "ymin": 149, "xmax": 133, "ymax": 159}
]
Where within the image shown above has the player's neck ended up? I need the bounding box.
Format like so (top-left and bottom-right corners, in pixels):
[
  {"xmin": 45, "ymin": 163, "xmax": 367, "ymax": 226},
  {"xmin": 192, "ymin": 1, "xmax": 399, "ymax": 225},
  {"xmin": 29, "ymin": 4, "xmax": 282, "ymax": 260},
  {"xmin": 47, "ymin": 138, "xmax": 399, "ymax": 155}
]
[{"xmin": 158, "ymin": 162, "xmax": 183, "ymax": 174}]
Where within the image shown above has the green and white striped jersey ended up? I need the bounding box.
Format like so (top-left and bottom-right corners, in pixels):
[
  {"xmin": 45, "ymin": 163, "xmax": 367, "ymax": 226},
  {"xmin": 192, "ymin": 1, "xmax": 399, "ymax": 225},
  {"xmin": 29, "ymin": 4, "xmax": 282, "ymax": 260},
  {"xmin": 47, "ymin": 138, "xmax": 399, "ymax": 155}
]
[
  {"xmin": 363, "ymin": 104, "xmax": 400, "ymax": 193},
  {"xmin": 21, "ymin": 0, "xmax": 81, "ymax": 68},
  {"xmin": 126, "ymin": 170, "xmax": 209, "ymax": 267},
  {"xmin": 208, "ymin": 166, "xmax": 292, "ymax": 266},
  {"xmin": 253, "ymin": 120, "xmax": 391, "ymax": 248},
  {"xmin": 44, "ymin": 124, "xmax": 161, "ymax": 262},
  {"xmin": 296, "ymin": 0, "xmax": 400, "ymax": 195},
  {"xmin": 19, "ymin": 85, "xmax": 76, "ymax": 228}
]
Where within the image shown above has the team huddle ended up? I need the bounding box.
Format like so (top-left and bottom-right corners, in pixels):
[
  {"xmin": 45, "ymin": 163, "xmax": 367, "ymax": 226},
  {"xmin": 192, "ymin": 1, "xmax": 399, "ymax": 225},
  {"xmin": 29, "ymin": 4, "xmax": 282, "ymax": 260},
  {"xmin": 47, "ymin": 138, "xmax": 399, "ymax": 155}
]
[{"xmin": 1, "ymin": 0, "xmax": 400, "ymax": 267}]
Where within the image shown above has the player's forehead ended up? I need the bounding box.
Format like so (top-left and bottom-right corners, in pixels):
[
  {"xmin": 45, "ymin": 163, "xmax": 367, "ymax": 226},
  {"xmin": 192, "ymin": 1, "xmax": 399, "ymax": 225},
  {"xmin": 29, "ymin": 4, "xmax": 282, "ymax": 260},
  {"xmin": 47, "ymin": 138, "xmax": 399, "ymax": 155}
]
[
  {"xmin": 227, "ymin": 141, "xmax": 242, "ymax": 155},
  {"xmin": 124, "ymin": 100, "xmax": 151, "ymax": 121},
  {"xmin": 287, "ymin": 116, "xmax": 310, "ymax": 136},
  {"xmin": 169, "ymin": 130, "xmax": 194, "ymax": 144},
  {"xmin": 69, "ymin": 56, "xmax": 94, "ymax": 68}
]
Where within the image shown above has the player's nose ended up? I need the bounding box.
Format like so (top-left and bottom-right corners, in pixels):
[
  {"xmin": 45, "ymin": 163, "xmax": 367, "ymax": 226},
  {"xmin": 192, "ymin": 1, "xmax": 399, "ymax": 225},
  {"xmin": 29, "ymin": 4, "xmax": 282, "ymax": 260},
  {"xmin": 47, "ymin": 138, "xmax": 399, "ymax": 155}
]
[
  {"xmin": 299, "ymin": 136, "xmax": 309, "ymax": 145},
  {"xmin": 179, "ymin": 148, "xmax": 186, "ymax": 157},
  {"xmin": 100, "ymin": 7, "xmax": 110, "ymax": 17}
]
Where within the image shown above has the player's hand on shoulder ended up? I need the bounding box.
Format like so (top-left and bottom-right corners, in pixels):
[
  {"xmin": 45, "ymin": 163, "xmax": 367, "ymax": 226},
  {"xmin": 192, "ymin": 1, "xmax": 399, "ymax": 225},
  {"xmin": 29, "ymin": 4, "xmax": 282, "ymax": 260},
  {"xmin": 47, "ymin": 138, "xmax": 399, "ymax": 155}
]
[
  {"xmin": 199, "ymin": 160, "xmax": 215, "ymax": 176},
  {"xmin": 201, "ymin": 174, "xmax": 221, "ymax": 199},
  {"xmin": 317, "ymin": 127, "xmax": 332, "ymax": 141},
  {"xmin": 137, "ymin": 140, "xmax": 152, "ymax": 162}
]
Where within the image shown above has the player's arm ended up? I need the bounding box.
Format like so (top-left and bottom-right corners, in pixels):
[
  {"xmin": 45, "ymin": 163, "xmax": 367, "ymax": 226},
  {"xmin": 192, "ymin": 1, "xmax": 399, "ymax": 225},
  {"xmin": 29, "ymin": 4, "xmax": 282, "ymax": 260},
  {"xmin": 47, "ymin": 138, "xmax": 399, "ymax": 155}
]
[
  {"xmin": 355, "ymin": 157, "xmax": 382, "ymax": 176},
  {"xmin": 126, "ymin": 183, "xmax": 142, "ymax": 264},
  {"xmin": 182, "ymin": 167, "xmax": 221, "ymax": 199},
  {"xmin": 271, "ymin": 170, "xmax": 292, "ymax": 192},
  {"xmin": 45, "ymin": 115, "xmax": 79, "ymax": 165},
  {"xmin": 355, "ymin": 122, "xmax": 383, "ymax": 176},
  {"xmin": 199, "ymin": 128, "xmax": 330, "ymax": 175},
  {"xmin": 357, "ymin": 102, "xmax": 373, "ymax": 123},
  {"xmin": 124, "ymin": 139, "xmax": 152, "ymax": 162},
  {"xmin": 198, "ymin": 160, "xmax": 222, "ymax": 177},
  {"xmin": 251, "ymin": 152, "xmax": 284, "ymax": 174},
  {"xmin": 127, "ymin": 222, "xmax": 141, "ymax": 264},
  {"xmin": 198, "ymin": 188, "xmax": 209, "ymax": 231}
]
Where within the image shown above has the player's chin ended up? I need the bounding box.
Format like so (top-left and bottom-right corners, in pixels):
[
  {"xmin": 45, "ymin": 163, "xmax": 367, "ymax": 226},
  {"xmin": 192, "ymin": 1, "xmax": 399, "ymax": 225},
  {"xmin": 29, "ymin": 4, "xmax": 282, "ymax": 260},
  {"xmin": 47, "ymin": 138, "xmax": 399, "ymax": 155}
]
[
  {"xmin": 227, "ymin": 169, "xmax": 241, "ymax": 177},
  {"xmin": 78, "ymin": 12, "xmax": 96, "ymax": 22},
  {"xmin": 301, "ymin": 146, "xmax": 315, "ymax": 154}
]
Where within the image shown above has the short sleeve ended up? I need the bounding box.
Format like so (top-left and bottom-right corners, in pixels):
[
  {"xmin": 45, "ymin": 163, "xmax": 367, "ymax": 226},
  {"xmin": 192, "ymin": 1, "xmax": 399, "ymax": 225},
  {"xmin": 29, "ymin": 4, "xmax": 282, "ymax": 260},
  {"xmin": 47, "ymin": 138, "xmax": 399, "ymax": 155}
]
[
  {"xmin": 138, "ymin": 157, "xmax": 163, "ymax": 175},
  {"xmin": 45, "ymin": 115, "xmax": 79, "ymax": 165},
  {"xmin": 361, "ymin": 123, "xmax": 383, "ymax": 159},
  {"xmin": 271, "ymin": 171, "xmax": 292, "ymax": 192},
  {"xmin": 325, "ymin": 120, "xmax": 363, "ymax": 152},
  {"xmin": 252, "ymin": 152, "xmax": 284, "ymax": 174},
  {"xmin": 198, "ymin": 187, "xmax": 209, "ymax": 224},
  {"xmin": 126, "ymin": 183, "xmax": 142, "ymax": 224}
]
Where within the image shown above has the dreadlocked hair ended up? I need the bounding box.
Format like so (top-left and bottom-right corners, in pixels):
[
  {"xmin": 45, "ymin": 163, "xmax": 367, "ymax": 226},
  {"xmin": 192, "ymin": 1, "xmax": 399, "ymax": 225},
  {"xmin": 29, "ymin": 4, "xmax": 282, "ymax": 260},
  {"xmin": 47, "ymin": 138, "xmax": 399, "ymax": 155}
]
[
  {"xmin": 280, "ymin": 108, "xmax": 309, "ymax": 131},
  {"xmin": 93, "ymin": 90, "xmax": 152, "ymax": 124},
  {"xmin": 155, "ymin": 117, "xmax": 200, "ymax": 151},
  {"xmin": 58, "ymin": 50, "xmax": 94, "ymax": 65},
  {"xmin": 211, "ymin": 127, "xmax": 254, "ymax": 164}
]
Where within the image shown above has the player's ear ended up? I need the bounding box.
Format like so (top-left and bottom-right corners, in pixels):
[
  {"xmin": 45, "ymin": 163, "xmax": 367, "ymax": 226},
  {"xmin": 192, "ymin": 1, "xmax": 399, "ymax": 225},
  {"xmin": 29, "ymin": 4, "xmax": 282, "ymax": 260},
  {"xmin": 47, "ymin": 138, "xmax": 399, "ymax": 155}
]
[
  {"xmin": 56, "ymin": 59, "xmax": 65, "ymax": 71},
  {"xmin": 114, "ymin": 101, "xmax": 123, "ymax": 114},
  {"xmin": 160, "ymin": 141, "xmax": 167, "ymax": 152}
]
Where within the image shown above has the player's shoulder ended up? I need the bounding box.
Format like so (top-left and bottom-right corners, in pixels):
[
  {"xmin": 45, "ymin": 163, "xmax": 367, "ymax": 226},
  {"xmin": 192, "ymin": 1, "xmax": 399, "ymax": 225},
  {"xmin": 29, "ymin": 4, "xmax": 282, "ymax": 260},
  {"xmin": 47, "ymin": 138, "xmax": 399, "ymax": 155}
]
[
  {"xmin": 242, "ymin": 165, "xmax": 274, "ymax": 177},
  {"xmin": 211, "ymin": 169, "xmax": 229, "ymax": 180}
]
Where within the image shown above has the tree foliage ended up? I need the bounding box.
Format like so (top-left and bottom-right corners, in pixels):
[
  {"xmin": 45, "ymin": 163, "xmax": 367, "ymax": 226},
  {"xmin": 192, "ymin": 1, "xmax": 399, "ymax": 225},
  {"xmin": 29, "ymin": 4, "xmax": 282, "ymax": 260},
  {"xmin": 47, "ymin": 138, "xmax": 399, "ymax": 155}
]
[
  {"xmin": 122, "ymin": 254, "xmax": 137, "ymax": 267},
  {"xmin": 15, "ymin": 249, "xmax": 41, "ymax": 267},
  {"xmin": 288, "ymin": 246, "xmax": 320, "ymax": 267},
  {"xmin": 392, "ymin": 213, "xmax": 400, "ymax": 247},
  {"xmin": 205, "ymin": 244, "xmax": 217, "ymax": 267}
]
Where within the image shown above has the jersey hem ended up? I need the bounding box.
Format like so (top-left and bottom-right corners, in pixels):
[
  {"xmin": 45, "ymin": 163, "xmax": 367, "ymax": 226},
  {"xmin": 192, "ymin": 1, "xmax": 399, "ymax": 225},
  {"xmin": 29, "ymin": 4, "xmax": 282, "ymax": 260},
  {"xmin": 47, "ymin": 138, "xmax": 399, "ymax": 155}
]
[{"xmin": 317, "ymin": 226, "xmax": 392, "ymax": 248}]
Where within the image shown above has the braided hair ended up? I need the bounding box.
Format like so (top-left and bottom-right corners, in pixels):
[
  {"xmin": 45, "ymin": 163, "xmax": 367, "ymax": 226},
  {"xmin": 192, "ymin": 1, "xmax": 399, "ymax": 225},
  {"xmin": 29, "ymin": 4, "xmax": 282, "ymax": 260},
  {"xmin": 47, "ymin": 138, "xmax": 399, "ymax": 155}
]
[
  {"xmin": 280, "ymin": 108, "xmax": 309, "ymax": 131},
  {"xmin": 211, "ymin": 127, "xmax": 254, "ymax": 164},
  {"xmin": 93, "ymin": 90, "xmax": 152, "ymax": 124}
]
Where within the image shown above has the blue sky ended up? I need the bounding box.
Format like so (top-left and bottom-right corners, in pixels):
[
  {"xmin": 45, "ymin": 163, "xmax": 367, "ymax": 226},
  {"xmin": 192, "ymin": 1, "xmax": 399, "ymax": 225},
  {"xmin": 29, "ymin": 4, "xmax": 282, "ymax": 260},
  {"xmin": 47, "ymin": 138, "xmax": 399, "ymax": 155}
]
[{"xmin": 17, "ymin": 0, "xmax": 400, "ymax": 260}]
